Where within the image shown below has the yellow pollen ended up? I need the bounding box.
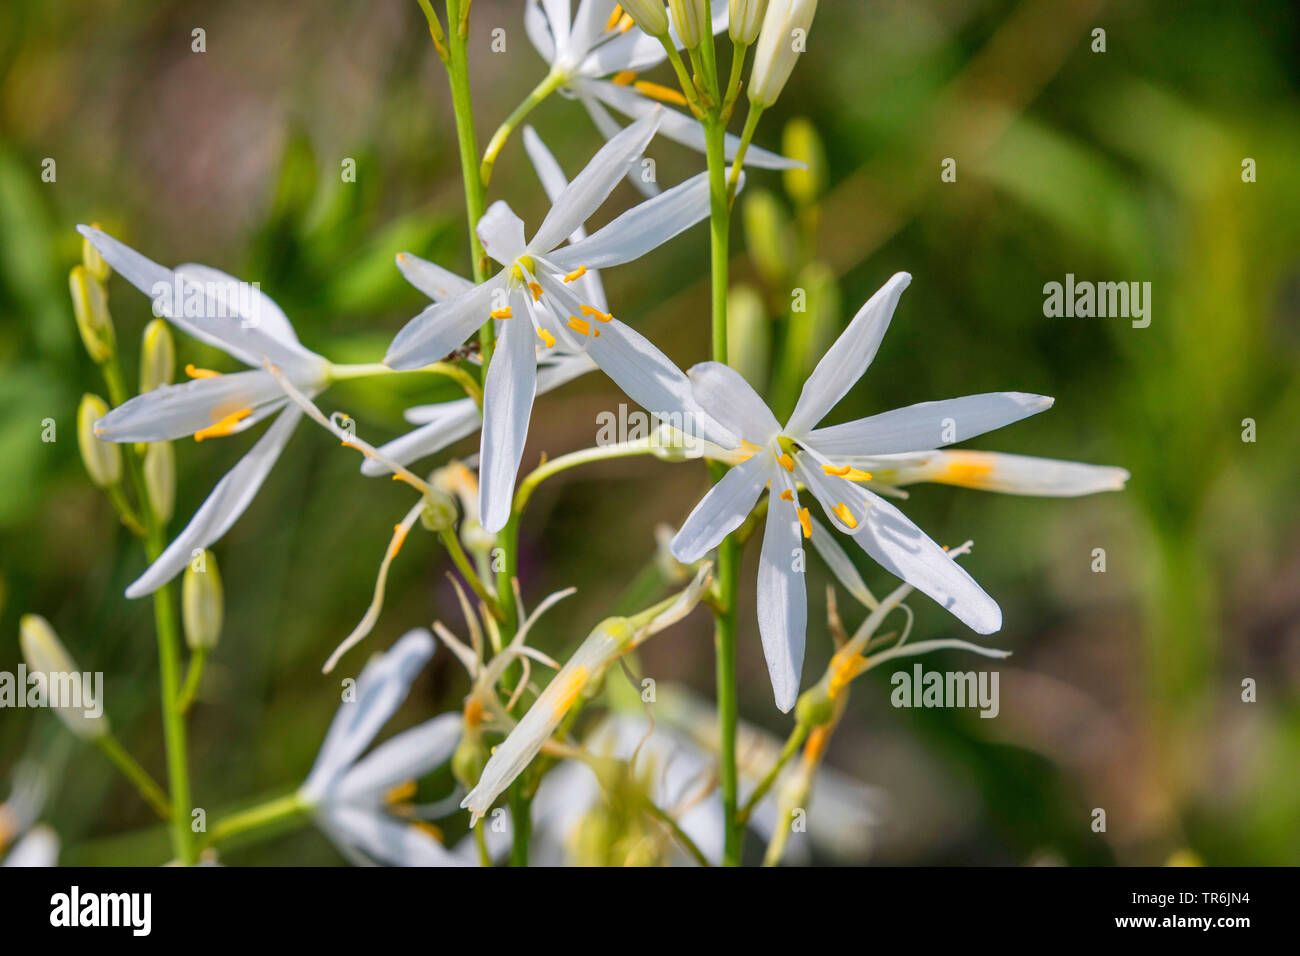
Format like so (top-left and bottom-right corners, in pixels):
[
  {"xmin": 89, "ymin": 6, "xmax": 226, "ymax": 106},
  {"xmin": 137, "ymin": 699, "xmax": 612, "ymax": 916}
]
[
  {"xmin": 564, "ymin": 265, "xmax": 588, "ymax": 282},
  {"xmin": 387, "ymin": 523, "xmax": 410, "ymax": 560},
  {"xmin": 490, "ymin": 307, "xmax": 513, "ymax": 319},
  {"xmin": 804, "ymin": 726, "xmax": 830, "ymax": 763},
  {"xmin": 537, "ymin": 328, "xmax": 556, "ymax": 348},
  {"xmin": 937, "ymin": 453, "xmax": 996, "ymax": 488},
  {"xmin": 528, "ymin": 281, "xmax": 544, "ymax": 301},
  {"xmin": 823, "ymin": 463, "xmax": 874, "ymax": 481},
  {"xmin": 606, "ymin": 5, "xmax": 624, "ymax": 30},
  {"xmin": 732, "ymin": 439, "xmax": 763, "ymax": 463},
  {"xmin": 579, "ymin": 304, "xmax": 612, "ymax": 322},
  {"xmin": 551, "ymin": 666, "xmax": 589, "ymax": 718},
  {"xmin": 410, "ymin": 820, "xmax": 444, "ymax": 843},
  {"xmin": 194, "ymin": 407, "xmax": 252, "ymax": 442},
  {"xmin": 828, "ymin": 650, "xmax": 861, "ymax": 699},
  {"xmin": 776, "ymin": 453, "xmax": 795, "ymax": 472},
  {"xmin": 798, "ymin": 506, "xmax": 812, "ymax": 539},
  {"xmin": 832, "ymin": 502, "xmax": 858, "ymax": 530},
  {"xmin": 778, "ymin": 489, "xmax": 794, "ymax": 502},
  {"xmin": 566, "ymin": 316, "xmax": 592, "ymax": 336},
  {"xmin": 617, "ymin": 13, "xmax": 634, "ymax": 32},
  {"xmin": 384, "ymin": 780, "xmax": 418, "ymax": 805},
  {"xmin": 611, "ymin": 70, "xmax": 638, "ymax": 86},
  {"xmin": 464, "ymin": 697, "xmax": 487, "ymax": 728},
  {"xmin": 634, "ymin": 81, "xmax": 688, "ymax": 107},
  {"xmin": 185, "ymin": 364, "xmax": 221, "ymax": 379}
]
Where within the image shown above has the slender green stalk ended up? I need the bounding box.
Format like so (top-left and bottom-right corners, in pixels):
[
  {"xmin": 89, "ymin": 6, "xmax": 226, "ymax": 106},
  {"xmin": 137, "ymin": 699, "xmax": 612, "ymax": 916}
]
[
  {"xmin": 481, "ymin": 70, "xmax": 564, "ymax": 186},
  {"xmin": 644, "ymin": 798, "xmax": 711, "ymax": 866},
  {"xmin": 508, "ymin": 784, "xmax": 531, "ymax": 866},
  {"xmin": 205, "ymin": 791, "xmax": 310, "ymax": 850},
  {"xmin": 513, "ymin": 438, "xmax": 661, "ymax": 516},
  {"xmin": 443, "ymin": 0, "xmax": 493, "ymax": 373},
  {"xmin": 474, "ymin": 822, "xmax": 492, "ymax": 866},
  {"xmin": 177, "ymin": 647, "xmax": 207, "ymax": 714},
  {"xmin": 726, "ymin": 104, "xmax": 764, "ymax": 202},
  {"xmin": 95, "ymin": 734, "xmax": 172, "ymax": 820},
  {"xmin": 439, "ymin": 527, "xmax": 502, "ymax": 619},
  {"xmin": 722, "ymin": 41, "xmax": 749, "ymax": 116},
  {"xmin": 702, "ymin": 114, "xmax": 742, "ymax": 865},
  {"xmin": 696, "ymin": 0, "xmax": 722, "ymax": 99},
  {"xmin": 737, "ymin": 722, "xmax": 809, "ymax": 823},
  {"xmin": 329, "ymin": 359, "xmax": 484, "ymax": 406}
]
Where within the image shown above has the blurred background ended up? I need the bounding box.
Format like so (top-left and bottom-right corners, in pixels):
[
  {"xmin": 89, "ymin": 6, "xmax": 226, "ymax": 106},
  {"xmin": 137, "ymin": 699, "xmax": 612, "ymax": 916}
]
[{"xmin": 1, "ymin": 0, "xmax": 1297, "ymax": 865}]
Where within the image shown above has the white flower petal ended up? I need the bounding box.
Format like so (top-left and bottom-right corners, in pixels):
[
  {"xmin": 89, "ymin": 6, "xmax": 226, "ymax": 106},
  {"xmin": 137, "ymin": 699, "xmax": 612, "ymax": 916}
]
[
  {"xmin": 395, "ymin": 253, "xmax": 475, "ymax": 302},
  {"xmin": 385, "ymin": 278, "xmax": 502, "ymax": 371},
  {"xmin": 334, "ymin": 712, "xmax": 462, "ymax": 804},
  {"xmin": 528, "ymin": 111, "xmax": 660, "ymax": 253},
  {"xmin": 123, "ymin": 407, "xmax": 302, "ymax": 598},
  {"xmin": 546, "ymin": 170, "xmax": 711, "ymax": 272},
  {"xmin": 77, "ymin": 225, "xmax": 314, "ymax": 372},
  {"xmin": 361, "ymin": 397, "xmax": 482, "ymax": 477},
  {"xmin": 807, "ymin": 516, "xmax": 877, "ymax": 609},
  {"xmin": 756, "ymin": 472, "xmax": 807, "ymax": 712},
  {"xmin": 808, "ymin": 392, "xmax": 1054, "ymax": 457},
  {"xmin": 566, "ymin": 0, "xmax": 616, "ymax": 63},
  {"xmin": 93, "ymin": 370, "xmax": 288, "ymax": 442},
  {"xmin": 2, "ymin": 825, "xmax": 58, "ymax": 867},
  {"xmin": 174, "ymin": 263, "xmax": 302, "ymax": 350},
  {"xmin": 576, "ymin": 88, "xmax": 661, "ymax": 198},
  {"xmin": 477, "ymin": 201, "xmax": 529, "ymax": 266},
  {"xmin": 797, "ymin": 458, "xmax": 1002, "ymax": 634},
  {"xmin": 583, "ymin": 79, "xmax": 801, "ymax": 169},
  {"xmin": 670, "ymin": 452, "xmax": 773, "ymax": 562},
  {"xmin": 581, "ymin": 3, "xmax": 726, "ymax": 75},
  {"xmin": 478, "ymin": 292, "xmax": 539, "ymax": 533},
  {"xmin": 320, "ymin": 805, "xmax": 468, "ymax": 867},
  {"xmin": 884, "ymin": 450, "xmax": 1130, "ymax": 497},
  {"xmin": 524, "ymin": 0, "xmax": 557, "ymax": 62},
  {"xmin": 302, "ymin": 629, "xmax": 436, "ymax": 800},
  {"xmin": 785, "ymin": 272, "xmax": 912, "ymax": 436},
  {"xmin": 687, "ymin": 360, "xmax": 781, "ymax": 443}
]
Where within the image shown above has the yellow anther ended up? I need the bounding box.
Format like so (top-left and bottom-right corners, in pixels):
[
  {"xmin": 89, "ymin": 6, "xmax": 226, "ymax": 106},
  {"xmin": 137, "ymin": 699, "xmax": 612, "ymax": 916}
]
[
  {"xmin": 579, "ymin": 304, "xmax": 612, "ymax": 322},
  {"xmin": 537, "ymin": 328, "xmax": 556, "ymax": 349},
  {"xmin": 828, "ymin": 651, "xmax": 861, "ymax": 699},
  {"xmin": 832, "ymin": 502, "xmax": 858, "ymax": 530},
  {"xmin": 606, "ymin": 5, "xmax": 624, "ymax": 30},
  {"xmin": 410, "ymin": 820, "xmax": 444, "ymax": 843},
  {"xmin": 490, "ymin": 307, "xmax": 513, "ymax": 320},
  {"xmin": 564, "ymin": 265, "xmax": 588, "ymax": 282},
  {"xmin": 778, "ymin": 489, "xmax": 794, "ymax": 502},
  {"xmin": 528, "ymin": 281, "xmax": 544, "ymax": 301},
  {"xmin": 566, "ymin": 316, "xmax": 592, "ymax": 337},
  {"xmin": 804, "ymin": 726, "xmax": 830, "ymax": 763},
  {"xmin": 185, "ymin": 364, "xmax": 221, "ymax": 379},
  {"xmin": 194, "ymin": 407, "xmax": 252, "ymax": 442},
  {"xmin": 822, "ymin": 464, "xmax": 851, "ymax": 477},
  {"xmin": 617, "ymin": 13, "xmax": 634, "ymax": 32},
  {"xmin": 611, "ymin": 70, "xmax": 638, "ymax": 86},
  {"xmin": 384, "ymin": 780, "xmax": 418, "ymax": 805},
  {"xmin": 776, "ymin": 453, "xmax": 795, "ymax": 472},
  {"xmin": 633, "ymin": 80, "xmax": 688, "ymax": 107},
  {"xmin": 387, "ymin": 523, "xmax": 410, "ymax": 560},
  {"xmin": 551, "ymin": 665, "xmax": 589, "ymax": 718},
  {"xmin": 823, "ymin": 463, "xmax": 874, "ymax": 481},
  {"xmin": 798, "ymin": 506, "xmax": 812, "ymax": 539},
  {"xmin": 937, "ymin": 452, "xmax": 996, "ymax": 488},
  {"xmin": 464, "ymin": 697, "xmax": 487, "ymax": 728}
]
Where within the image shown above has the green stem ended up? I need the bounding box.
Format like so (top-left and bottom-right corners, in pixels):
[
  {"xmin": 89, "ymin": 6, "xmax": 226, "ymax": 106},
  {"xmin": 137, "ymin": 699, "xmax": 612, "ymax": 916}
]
[
  {"xmin": 205, "ymin": 792, "xmax": 310, "ymax": 850},
  {"xmin": 737, "ymin": 722, "xmax": 809, "ymax": 824},
  {"xmin": 702, "ymin": 115, "xmax": 742, "ymax": 865},
  {"xmin": 696, "ymin": 1, "xmax": 721, "ymax": 99},
  {"xmin": 443, "ymin": 0, "xmax": 493, "ymax": 374},
  {"xmin": 726, "ymin": 103, "xmax": 764, "ymax": 203},
  {"xmin": 439, "ymin": 527, "xmax": 502, "ymax": 620},
  {"xmin": 722, "ymin": 40, "xmax": 749, "ymax": 116},
  {"xmin": 512, "ymin": 439, "xmax": 661, "ymax": 516},
  {"xmin": 177, "ymin": 647, "xmax": 207, "ymax": 714},
  {"xmin": 95, "ymin": 734, "xmax": 172, "ymax": 820},
  {"xmin": 508, "ymin": 783, "xmax": 531, "ymax": 866},
  {"xmin": 329, "ymin": 360, "xmax": 483, "ymax": 406},
  {"xmin": 474, "ymin": 823, "xmax": 492, "ymax": 866},
  {"xmin": 643, "ymin": 798, "xmax": 711, "ymax": 866},
  {"xmin": 481, "ymin": 70, "xmax": 564, "ymax": 186}
]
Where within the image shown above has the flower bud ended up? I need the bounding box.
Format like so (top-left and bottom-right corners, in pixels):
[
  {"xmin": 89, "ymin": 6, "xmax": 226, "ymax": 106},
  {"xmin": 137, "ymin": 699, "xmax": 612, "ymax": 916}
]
[
  {"xmin": 69, "ymin": 266, "xmax": 115, "ymax": 364},
  {"xmin": 741, "ymin": 189, "xmax": 795, "ymax": 287},
  {"xmin": 669, "ymin": 0, "xmax": 706, "ymax": 48},
  {"xmin": 782, "ymin": 116, "xmax": 826, "ymax": 204},
  {"xmin": 82, "ymin": 225, "xmax": 112, "ymax": 282},
  {"xmin": 729, "ymin": 0, "xmax": 768, "ymax": 44},
  {"xmin": 620, "ymin": 0, "xmax": 670, "ymax": 37},
  {"xmin": 451, "ymin": 730, "xmax": 489, "ymax": 791},
  {"xmin": 420, "ymin": 486, "xmax": 458, "ymax": 532},
  {"xmin": 727, "ymin": 283, "xmax": 769, "ymax": 390},
  {"xmin": 182, "ymin": 550, "xmax": 224, "ymax": 651},
  {"xmin": 19, "ymin": 614, "xmax": 109, "ymax": 739},
  {"xmin": 794, "ymin": 682, "xmax": 834, "ymax": 727},
  {"xmin": 749, "ymin": 0, "xmax": 818, "ymax": 108},
  {"xmin": 144, "ymin": 441, "xmax": 175, "ymax": 525},
  {"xmin": 789, "ymin": 261, "xmax": 839, "ymax": 375},
  {"xmin": 139, "ymin": 318, "xmax": 175, "ymax": 393},
  {"xmin": 77, "ymin": 394, "xmax": 121, "ymax": 488}
]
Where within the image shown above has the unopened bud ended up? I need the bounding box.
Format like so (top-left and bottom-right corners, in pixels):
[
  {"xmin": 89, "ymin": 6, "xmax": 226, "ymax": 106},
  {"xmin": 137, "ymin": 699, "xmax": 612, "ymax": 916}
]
[
  {"xmin": 451, "ymin": 730, "xmax": 489, "ymax": 791},
  {"xmin": 139, "ymin": 319, "xmax": 175, "ymax": 393},
  {"xmin": 69, "ymin": 266, "xmax": 115, "ymax": 364},
  {"xmin": 182, "ymin": 550, "xmax": 223, "ymax": 651},
  {"xmin": 77, "ymin": 394, "xmax": 121, "ymax": 488},
  {"xmin": 789, "ymin": 261, "xmax": 839, "ymax": 375},
  {"xmin": 729, "ymin": 0, "xmax": 768, "ymax": 44},
  {"xmin": 727, "ymin": 284, "xmax": 769, "ymax": 390},
  {"xmin": 749, "ymin": 0, "xmax": 818, "ymax": 108},
  {"xmin": 742, "ymin": 190, "xmax": 795, "ymax": 287},
  {"xmin": 782, "ymin": 116, "xmax": 826, "ymax": 204},
  {"xmin": 795, "ymin": 682, "xmax": 834, "ymax": 727},
  {"xmin": 621, "ymin": 0, "xmax": 671, "ymax": 37},
  {"xmin": 19, "ymin": 614, "xmax": 108, "ymax": 739},
  {"xmin": 669, "ymin": 0, "xmax": 706, "ymax": 48},
  {"xmin": 82, "ymin": 224, "xmax": 112, "ymax": 282},
  {"xmin": 144, "ymin": 441, "xmax": 175, "ymax": 525}
]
